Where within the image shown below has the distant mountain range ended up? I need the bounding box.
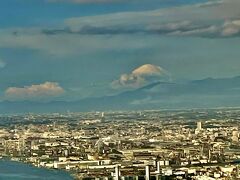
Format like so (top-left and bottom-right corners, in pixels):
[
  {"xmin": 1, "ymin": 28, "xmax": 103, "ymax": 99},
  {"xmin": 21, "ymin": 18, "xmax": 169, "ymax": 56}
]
[{"xmin": 1, "ymin": 76, "xmax": 240, "ymax": 113}]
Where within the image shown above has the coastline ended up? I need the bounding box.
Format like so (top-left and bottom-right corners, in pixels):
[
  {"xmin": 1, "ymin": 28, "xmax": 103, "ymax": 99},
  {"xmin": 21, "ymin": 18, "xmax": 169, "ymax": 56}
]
[{"xmin": 0, "ymin": 158, "xmax": 74, "ymax": 180}]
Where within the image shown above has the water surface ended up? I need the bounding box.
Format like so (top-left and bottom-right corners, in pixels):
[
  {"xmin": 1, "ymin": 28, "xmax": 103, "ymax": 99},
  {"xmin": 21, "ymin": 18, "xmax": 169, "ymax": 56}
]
[{"xmin": 0, "ymin": 160, "xmax": 73, "ymax": 180}]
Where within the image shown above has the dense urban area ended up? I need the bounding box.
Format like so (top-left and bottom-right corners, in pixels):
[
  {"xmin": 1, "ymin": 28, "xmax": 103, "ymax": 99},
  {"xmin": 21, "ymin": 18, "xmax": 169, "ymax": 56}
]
[{"xmin": 1, "ymin": 108, "xmax": 240, "ymax": 180}]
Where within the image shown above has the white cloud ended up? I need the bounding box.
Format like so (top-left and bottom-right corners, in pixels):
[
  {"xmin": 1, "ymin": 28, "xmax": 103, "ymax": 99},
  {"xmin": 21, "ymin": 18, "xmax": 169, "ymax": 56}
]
[
  {"xmin": 5, "ymin": 82, "xmax": 64, "ymax": 101},
  {"xmin": 169, "ymin": 25, "xmax": 219, "ymax": 36},
  {"xmin": 111, "ymin": 73, "xmax": 145, "ymax": 89},
  {"xmin": 111, "ymin": 64, "xmax": 170, "ymax": 89},
  {"xmin": 222, "ymin": 20, "xmax": 240, "ymax": 36}
]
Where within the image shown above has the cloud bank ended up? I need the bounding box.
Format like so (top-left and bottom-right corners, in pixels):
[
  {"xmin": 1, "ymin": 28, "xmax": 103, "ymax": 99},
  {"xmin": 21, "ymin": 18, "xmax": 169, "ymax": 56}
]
[
  {"xmin": 0, "ymin": 0, "xmax": 240, "ymax": 57},
  {"xmin": 62, "ymin": 0, "xmax": 240, "ymax": 38},
  {"xmin": 112, "ymin": 64, "xmax": 170, "ymax": 89},
  {"xmin": 5, "ymin": 82, "xmax": 64, "ymax": 101}
]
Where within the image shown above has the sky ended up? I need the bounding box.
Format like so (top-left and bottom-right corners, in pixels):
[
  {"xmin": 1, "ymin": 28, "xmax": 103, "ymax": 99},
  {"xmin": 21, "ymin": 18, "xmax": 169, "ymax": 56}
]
[{"xmin": 1, "ymin": 0, "xmax": 240, "ymax": 102}]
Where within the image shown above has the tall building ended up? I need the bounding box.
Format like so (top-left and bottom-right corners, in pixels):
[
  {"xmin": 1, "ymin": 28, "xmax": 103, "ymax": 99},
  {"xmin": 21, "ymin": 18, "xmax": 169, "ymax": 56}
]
[
  {"xmin": 115, "ymin": 165, "xmax": 120, "ymax": 180},
  {"xmin": 197, "ymin": 121, "xmax": 202, "ymax": 131},
  {"xmin": 101, "ymin": 112, "xmax": 105, "ymax": 118},
  {"xmin": 232, "ymin": 130, "xmax": 239, "ymax": 142},
  {"xmin": 195, "ymin": 121, "xmax": 203, "ymax": 134},
  {"xmin": 145, "ymin": 165, "xmax": 150, "ymax": 180}
]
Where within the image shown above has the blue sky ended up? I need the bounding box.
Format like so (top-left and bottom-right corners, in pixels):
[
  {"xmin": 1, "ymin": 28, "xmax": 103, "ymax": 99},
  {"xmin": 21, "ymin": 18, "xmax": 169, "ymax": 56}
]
[
  {"xmin": 0, "ymin": 0, "xmax": 205, "ymax": 28},
  {"xmin": 1, "ymin": 0, "xmax": 240, "ymax": 102}
]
